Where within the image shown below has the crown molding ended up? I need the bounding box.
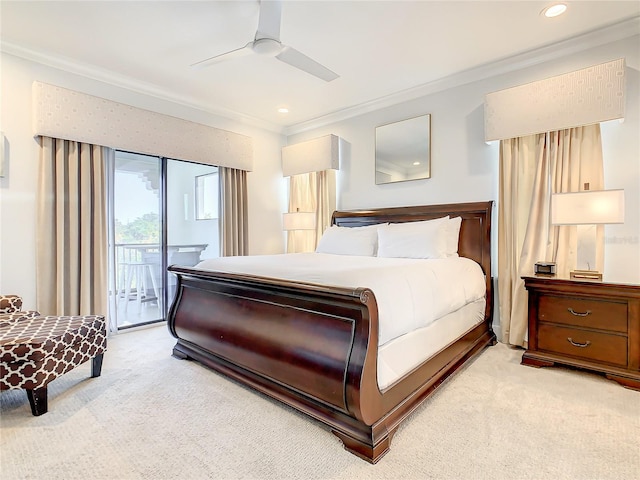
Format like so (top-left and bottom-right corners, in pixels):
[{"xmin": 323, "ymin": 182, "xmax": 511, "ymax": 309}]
[
  {"xmin": 0, "ymin": 40, "xmax": 284, "ymax": 135},
  {"xmin": 284, "ymin": 16, "xmax": 640, "ymax": 136},
  {"xmin": 3, "ymin": 15, "xmax": 637, "ymax": 139}
]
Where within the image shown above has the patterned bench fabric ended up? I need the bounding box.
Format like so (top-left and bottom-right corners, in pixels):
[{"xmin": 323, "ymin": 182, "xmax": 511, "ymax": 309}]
[
  {"xmin": 0, "ymin": 312, "xmax": 43, "ymax": 328},
  {"xmin": 0, "ymin": 315, "xmax": 107, "ymax": 391},
  {"xmin": 0, "ymin": 295, "xmax": 23, "ymax": 314},
  {"xmin": 0, "ymin": 295, "xmax": 40, "ymax": 323}
]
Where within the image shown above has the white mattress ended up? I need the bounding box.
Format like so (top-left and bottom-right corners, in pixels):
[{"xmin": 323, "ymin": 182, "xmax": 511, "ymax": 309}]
[
  {"xmin": 195, "ymin": 253, "xmax": 486, "ymax": 347},
  {"xmin": 377, "ymin": 297, "xmax": 485, "ymax": 389}
]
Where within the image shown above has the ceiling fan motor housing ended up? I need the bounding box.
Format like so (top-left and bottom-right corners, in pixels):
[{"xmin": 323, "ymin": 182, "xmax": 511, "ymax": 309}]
[{"xmin": 252, "ymin": 38, "xmax": 282, "ymax": 56}]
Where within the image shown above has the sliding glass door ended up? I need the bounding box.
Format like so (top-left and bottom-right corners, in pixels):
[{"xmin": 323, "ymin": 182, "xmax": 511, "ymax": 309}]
[
  {"xmin": 166, "ymin": 159, "xmax": 219, "ymax": 303},
  {"xmin": 110, "ymin": 152, "xmax": 163, "ymax": 328},
  {"xmin": 109, "ymin": 152, "xmax": 219, "ymax": 329}
]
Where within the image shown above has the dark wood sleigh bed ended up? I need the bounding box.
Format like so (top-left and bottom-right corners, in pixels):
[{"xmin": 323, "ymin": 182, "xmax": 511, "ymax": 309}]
[{"xmin": 167, "ymin": 201, "xmax": 495, "ymax": 463}]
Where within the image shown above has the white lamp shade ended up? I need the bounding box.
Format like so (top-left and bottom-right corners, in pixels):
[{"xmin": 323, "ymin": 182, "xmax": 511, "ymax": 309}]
[
  {"xmin": 282, "ymin": 134, "xmax": 340, "ymax": 177},
  {"xmin": 551, "ymin": 189, "xmax": 625, "ymax": 225},
  {"xmin": 283, "ymin": 212, "xmax": 316, "ymax": 231}
]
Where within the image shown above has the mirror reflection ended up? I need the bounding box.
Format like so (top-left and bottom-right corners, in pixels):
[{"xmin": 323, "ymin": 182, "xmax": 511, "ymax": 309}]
[{"xmin": 375, "ymin": 114, "xmax": 431, "ymax": 184}]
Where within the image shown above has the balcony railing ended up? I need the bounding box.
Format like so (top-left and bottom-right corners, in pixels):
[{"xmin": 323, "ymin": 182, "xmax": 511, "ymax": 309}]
[{"xmin": 112, "ymin": 243, "xmax": 209, "ymax": 328}]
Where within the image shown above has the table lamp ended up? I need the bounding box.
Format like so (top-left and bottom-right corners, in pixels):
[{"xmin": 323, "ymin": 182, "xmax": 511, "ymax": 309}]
[
  {"xmin": 551, "ymin": 186, "xmax": 624, "ymax": 280},
  {"xmin": 283, "ymin": 208, "xmax": 316, "ymax": 254},
  {"xmin": 283, "ymin": 209, "xmax": 316, "ymax": 232}
]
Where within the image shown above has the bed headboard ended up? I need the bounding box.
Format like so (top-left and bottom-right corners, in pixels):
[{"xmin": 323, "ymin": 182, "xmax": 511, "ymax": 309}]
[{"xmin": 332, "ymin": 201, "xmax": 494, "ymax": 319}]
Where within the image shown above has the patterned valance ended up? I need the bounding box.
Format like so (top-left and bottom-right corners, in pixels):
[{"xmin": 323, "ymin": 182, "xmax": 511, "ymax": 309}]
[
  {"xmin": 32, "ymin": 81, "xmax": 253, "ymax": 171},
  {"xmin": 282, "ymin": 134, "xmax": 340, "ymax": 177},
  {"xmin": 484, "ymin": 58, "xmax": 625, "ymax": 141}
]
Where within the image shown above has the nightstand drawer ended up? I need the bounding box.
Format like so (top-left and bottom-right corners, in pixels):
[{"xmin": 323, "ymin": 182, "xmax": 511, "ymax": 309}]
[
  {"xmin": 538, "ymin": 296, "xmax": 627, "ymax": 333},
  {"xmin": 538, "ymin": 324, "xmax": 628, "ymax": 367}
]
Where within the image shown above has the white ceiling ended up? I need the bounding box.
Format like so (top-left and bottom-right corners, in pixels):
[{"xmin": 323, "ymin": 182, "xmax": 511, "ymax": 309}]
[{"xmin": 1, "ymin": 1, "xmax": 639, "ymax": 133}]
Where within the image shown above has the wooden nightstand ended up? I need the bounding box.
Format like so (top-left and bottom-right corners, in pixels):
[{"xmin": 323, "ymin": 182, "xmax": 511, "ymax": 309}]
[{"xmin": 522, "ymin": 275, "xmax": 640, "ymax": 391}]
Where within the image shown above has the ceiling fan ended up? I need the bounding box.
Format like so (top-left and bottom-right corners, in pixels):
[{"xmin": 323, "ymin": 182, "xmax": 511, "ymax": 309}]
[{"xmin": 191, "ymin": 0, "xmax": 339, "ymax": 82}]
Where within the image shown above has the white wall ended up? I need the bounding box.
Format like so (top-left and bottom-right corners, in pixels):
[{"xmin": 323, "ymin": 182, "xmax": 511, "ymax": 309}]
[
  {"xmin": 2, "ymin": 35, "xmax": 638, "ymax": 314},
  {"xmin": 288, "ymin": 35, "xmax": 640, "ymax": 331},
  {"xmin": 0, "ymin": 53, "xmax": 287, "ymax": 309}
]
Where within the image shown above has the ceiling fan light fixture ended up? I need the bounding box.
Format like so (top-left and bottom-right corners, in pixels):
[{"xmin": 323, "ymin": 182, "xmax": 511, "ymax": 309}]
[
  {"xmin": 542, "ymin": 3, "xmax": 567, "ymax": 18},
  {"xmin": 252, "ymin": 38, "xmax": 282, "ymax": 56}
]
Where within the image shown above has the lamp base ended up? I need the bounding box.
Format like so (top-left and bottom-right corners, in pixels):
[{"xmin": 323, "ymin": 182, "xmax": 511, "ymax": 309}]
[{"xmin": 570, "ymin": 269, "xmax": 603, "ymax": 281}]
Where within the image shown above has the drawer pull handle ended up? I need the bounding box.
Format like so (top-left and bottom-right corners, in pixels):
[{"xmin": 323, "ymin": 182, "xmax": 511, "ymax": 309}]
[
  {"xmin": 567, "ymin": 308, "xmax": 591, "ymax": 317},
  {"xmin": 567, "ymin": 337, "xmax": 591, "ymax": 348}
]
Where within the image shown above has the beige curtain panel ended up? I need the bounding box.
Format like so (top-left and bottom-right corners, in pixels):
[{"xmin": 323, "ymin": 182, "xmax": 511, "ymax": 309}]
[
  {"xmin": 287, "ymin": 173, "xmax": 316, "ymax": 254},
  {"xmin": 315, "ymin": 169, "xmax": 337, "ymax": 244},
  {"xmin": 36, "ymin": 136, "xmax": 108, "ymax": 317},
  {"xmin": 286, "ymin": 170, "xmax": 336, "ymax": 254},
  {"xmin": 219, "ymin": 167, "xmax": 248, "ymax": 256},
  {"xmin": 498, "ymin": 124, "xmax": 603, "ymax": 347}
]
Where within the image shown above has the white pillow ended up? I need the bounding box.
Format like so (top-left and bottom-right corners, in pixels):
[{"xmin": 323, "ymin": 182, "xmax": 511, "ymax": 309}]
[
  {"xmin": 377, "ymin": 217, "xmax": 448, "ymax": 259},
  {"xmin": 445, "ymin": 216, "xmax": 462, "ymax": 257},
  {"xmin": 315, "ymin": 224, "xmax": 381, "ymax": 256}
]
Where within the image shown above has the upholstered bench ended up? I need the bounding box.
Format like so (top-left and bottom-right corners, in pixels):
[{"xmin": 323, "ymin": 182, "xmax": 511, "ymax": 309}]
[
  {"xmin": 0, "ymin": 294, "xmax": 40, "ymax": 322},
  {"xmin": 0, "ymin": 315, "xmax": 107, "ymax": 416}
]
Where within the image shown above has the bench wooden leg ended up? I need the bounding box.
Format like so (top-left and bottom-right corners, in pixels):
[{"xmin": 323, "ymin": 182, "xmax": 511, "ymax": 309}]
[
  {"xmin": 26, "ymin": 387, "xmax": 48, "ymax": 416},
  {"xmin": 91, "ymin": 353, "xmax": 104, "ymax": 378}
]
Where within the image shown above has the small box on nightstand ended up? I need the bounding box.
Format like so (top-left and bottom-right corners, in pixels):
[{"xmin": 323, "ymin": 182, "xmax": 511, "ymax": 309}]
[{"xmin": 534, "ymin": 262, "xmax": 556, "ymax": 276}]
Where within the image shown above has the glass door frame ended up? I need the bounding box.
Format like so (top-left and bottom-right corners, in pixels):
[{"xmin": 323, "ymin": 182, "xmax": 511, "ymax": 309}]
[
  {"xmin": 160, "ymin": 157, "xmax": 169, "ymax": 324},
  {"xmin": 108, "ymin": 151, "xmax": 166, "ymax": 331},
  {"xmin": 108, "ymin": 152, "xmax": 219, "ymax": 330}
]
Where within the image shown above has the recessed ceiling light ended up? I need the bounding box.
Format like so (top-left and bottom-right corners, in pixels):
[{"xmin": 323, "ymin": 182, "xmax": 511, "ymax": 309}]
[
  {"xmin": 542, "ymin": 3, "xmax": 567, "ymax": 18},
  {"xmin": 277, "ymin": 107, "xmax": 289, "ymax": 114},
  {"xmin": 413, "ymin": 161, "xmax": 421, "ymax": 166}
]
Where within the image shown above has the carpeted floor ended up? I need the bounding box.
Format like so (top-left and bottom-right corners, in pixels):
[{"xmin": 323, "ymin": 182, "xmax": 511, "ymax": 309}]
[{"xmin": 1, "ymin": 324, "xmax": 638, "ymax": 480}]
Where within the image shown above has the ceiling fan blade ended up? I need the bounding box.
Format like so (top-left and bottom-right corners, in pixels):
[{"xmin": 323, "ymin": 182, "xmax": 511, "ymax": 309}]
[
  {"xmin": 276, "ymin": 46, "xmax": 339, "ymax": 82},
  {"xmin": 255, "ymin": 0, "xmax": 282, "ymax": 41},
  {"xmin": 190, "ymin": 43, "xmax": 253, "ymax": 69}
]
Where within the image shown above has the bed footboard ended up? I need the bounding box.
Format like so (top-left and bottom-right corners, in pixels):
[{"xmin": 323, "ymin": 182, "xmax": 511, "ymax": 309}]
[{"xmin": 167, "ymin": 266, "xmax": 386, "ymax": 441}]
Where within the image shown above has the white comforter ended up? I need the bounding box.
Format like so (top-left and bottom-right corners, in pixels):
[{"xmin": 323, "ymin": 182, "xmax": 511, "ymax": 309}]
[{"xmin": 195, "ymin": 253, "xmax": 486, "ymax": 347}]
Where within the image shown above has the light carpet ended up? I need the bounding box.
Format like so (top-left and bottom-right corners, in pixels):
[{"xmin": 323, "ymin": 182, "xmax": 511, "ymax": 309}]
[{"xmin": 1, "ymin": 324, "xmax": 638, "ymax": 480}]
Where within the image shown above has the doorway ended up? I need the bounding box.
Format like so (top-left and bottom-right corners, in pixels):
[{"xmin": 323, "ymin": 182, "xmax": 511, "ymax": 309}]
[{"xmin": 108, "ymin": 152, "xmax": 219, "ymax": 329}]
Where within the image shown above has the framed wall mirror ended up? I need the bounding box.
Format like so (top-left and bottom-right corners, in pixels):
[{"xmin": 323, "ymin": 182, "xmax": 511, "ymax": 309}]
[{"xmin": 375, "ymin": 114, "xmax": 431, "ymax": 184}]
